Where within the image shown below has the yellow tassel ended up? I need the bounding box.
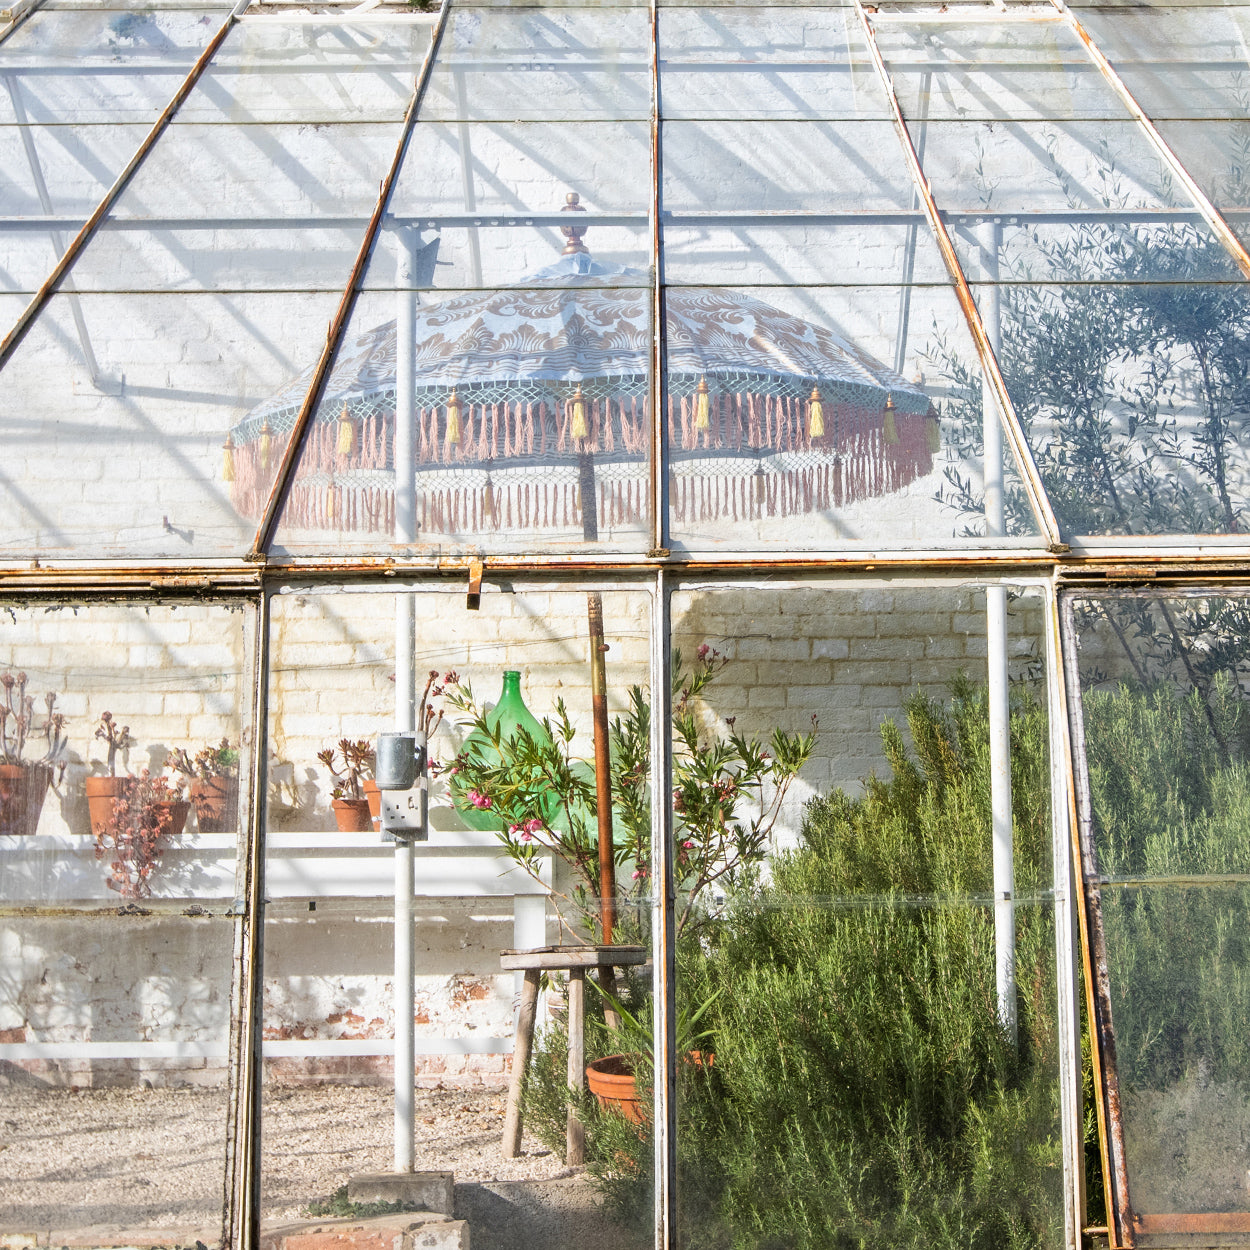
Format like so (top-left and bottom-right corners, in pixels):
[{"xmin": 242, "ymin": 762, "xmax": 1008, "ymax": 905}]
[
  {"xmin": 883, "ymin": 394, "xmax": 899, "ymax": 446},
  {"xmin": 222, "ymin": 433, "xmax": 235, "ymax": 483},
  {"xmin": 446, "ymin": 390, "xmax": 461, "ymax": 444},
  {"xmin": 570, "ymin": 384, "xmax": 588, "ymax": 441},
  {"xmin": 326, "ymin": 480, "xmax": 335, "ymax": 521},
  {"xmin": 258, "ymin": 419, "xmax": 272, "ymax": 471},
  {"xmin": 336, "ymin": 404, "xmax": 354, "ymax": 457},
  {"xmin": 695, "ymin": 376, "xmax": 710, "ymax": 432},
  {"xmin": 483, "ymin": 474, "xmax": 496, "ymax": 526},
  {"xmin": 926, "ymin": 415, "xmax": 941, "ymax": 454},
  {"xmin": 808, "ymin": 385, "xmax": 824, "ymax": 439}
]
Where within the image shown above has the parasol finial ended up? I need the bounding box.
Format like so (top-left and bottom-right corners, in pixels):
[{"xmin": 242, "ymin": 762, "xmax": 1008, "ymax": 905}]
[
  {"xmin": 808, "ymin": 385, "xmax": 824, "ymax": 439},
  {"xmin": 561, "ymin": 191, "xmax": 589, "ymax": 256}
]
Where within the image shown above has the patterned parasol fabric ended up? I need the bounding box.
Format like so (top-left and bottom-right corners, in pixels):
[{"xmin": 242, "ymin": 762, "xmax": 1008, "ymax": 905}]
[{"xmin": 228, "ymin": 256, "xmax": 938, "ymax": 537}]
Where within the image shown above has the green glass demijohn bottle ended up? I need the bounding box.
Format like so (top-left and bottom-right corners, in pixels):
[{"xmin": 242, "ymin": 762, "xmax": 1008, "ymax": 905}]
[{"xmin": 452, "ymin": 670, "xmax": 554, "ymax": 832}]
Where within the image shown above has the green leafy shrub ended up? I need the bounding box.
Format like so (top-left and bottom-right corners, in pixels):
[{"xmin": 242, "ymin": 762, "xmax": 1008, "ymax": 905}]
[{"xmin": 523, "ymin": 677, "xmax": 1074, "ymax": 1249}]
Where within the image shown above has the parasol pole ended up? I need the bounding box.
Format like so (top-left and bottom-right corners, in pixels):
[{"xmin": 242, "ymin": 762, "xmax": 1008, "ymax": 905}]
[
  {"xmin": 393, "ymin": 226, "xmax": 420, "ymax": 1170},
  {"xmin": 979, "ymin": 220, "xmax": 1016, "ymax": 1046}
]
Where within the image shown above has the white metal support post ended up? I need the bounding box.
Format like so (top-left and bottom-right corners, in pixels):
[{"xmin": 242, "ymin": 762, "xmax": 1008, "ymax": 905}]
[
  {"xmin": 393, "ymin": 227, "xmax": 420, "ymax": 1172},
  {"xmin": 979, "ymin": 221, "xmax": 1016, "ymax": 1044}
]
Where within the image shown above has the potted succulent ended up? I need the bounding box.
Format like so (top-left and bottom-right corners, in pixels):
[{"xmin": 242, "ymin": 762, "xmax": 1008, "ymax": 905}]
[
  {"xmin": 86, "ymin": 711, "xmax": 136, "ymax": 837},
  {"xmin": 93, "ymin": 769, "xmax": 187, "ymax": 898},
  {"xmin": 170, "ymin": 738, "xmax": 239, "ymax": 832},
  {"xmin": 317, "ymin": 738, "xmax": 375, "ymax": 832},
  {"xmin": 0, "ymin": 671, "xmax": 68, "ymax": 837}
]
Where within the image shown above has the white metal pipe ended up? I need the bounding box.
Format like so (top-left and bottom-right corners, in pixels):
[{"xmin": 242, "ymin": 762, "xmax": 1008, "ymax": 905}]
[
  {"xmin": 979, "ymin": 222, "xmax": 1016, "ymax": 1043},
  {"xmin": 393, "ymin": 230, "xmax": 419, "ymax": 1173}
]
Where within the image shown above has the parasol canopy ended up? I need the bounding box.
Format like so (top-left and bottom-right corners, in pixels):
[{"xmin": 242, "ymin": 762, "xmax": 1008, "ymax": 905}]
[{"xmin": 228, "ymin": 252, "xmax": 938, "ymax": 538}]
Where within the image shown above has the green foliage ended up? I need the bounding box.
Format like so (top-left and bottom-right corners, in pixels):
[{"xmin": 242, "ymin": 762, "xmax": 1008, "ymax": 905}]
[
  {"xmin": 443, "ymin": 649, "xmax": 815, "ymax": 939},
  {"xmin": 523, "ymin": 678, "xmax": 1073, "ymax": 1249},
  {"xmin": 1082, "ymin": 678, "xmax": 1250, "ymax": 1097}
]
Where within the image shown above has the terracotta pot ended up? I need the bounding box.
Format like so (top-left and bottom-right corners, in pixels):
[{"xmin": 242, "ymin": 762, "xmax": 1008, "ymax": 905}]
[
  {"xmin": 157, "ymin": 800, "xmax": 190, "ymax": 838},
  {"xmin": 586, "ymin": 1054, "xmax": 646, "ymax": 1126},
  {"xmin": 85, "ymin": 775, "xmax": 133, "ymax": 837},
  {"xmin": 364, "ymin": 778, "xmax": 381, "ymax": 831},
  {"xmin": 0, "ymin": 763, "xmax": 52, "ymax": 837},
  {"xmin": 332, "ymin": 797, "xmax": 373, "ymax": 833},
  {"xmin": 190, "ymin": 776, "xmax": 238, "ymax": 832}
]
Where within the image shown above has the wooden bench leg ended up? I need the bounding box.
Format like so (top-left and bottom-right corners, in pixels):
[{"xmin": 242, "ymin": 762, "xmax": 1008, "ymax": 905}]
[
  {"xmin": 502, "ymin": 968, "xmax": 540, "ymax": 1158},
  {"xmin": 567, "ymin": 967, "xmax": 586, "ymax": 1165}
]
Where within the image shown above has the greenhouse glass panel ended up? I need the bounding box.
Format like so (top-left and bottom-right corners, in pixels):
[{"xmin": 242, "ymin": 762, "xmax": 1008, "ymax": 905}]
[
  {"xmin": 1069, "ymin": 593, "xmax": 1250, "ymax": 1240},
  {"xmin": 66, "ymin": 121, "xmax": 401, "ymax": 292},
  {"xmin": 661, "ymin": 120, "xmax": 916, "ymax": 212},
  {"xmin": 267, "ymin": 283, "xmax": 653, "ymax": 557},
  {"xmin": 0, "ymin": 600, "xmax": 252, "ymax": 1240},
  {"xmin": 658, "ymin": 8, "xmax": 884, "ymax": 121},
  {"xmin": 421, "ymin": 8, "xmax": 650, "ymax": 121},
  {"xmin": 976, "ymin": 276, "xmax": 1250, "ymax": 537},
  {"xmin": 663, "ymin": 285, "xmax": 1042, "ymax": 552},
  {"xmin": 261, "ymin": 586, "xmax": 654, "ymax": 1233},
  {"xmin": 669, "ymin": 584, "xmax": 1063, "ymax": 1249},
  {"xmin": 1068, "ymin": 7, "xmax": 1250, "ymax": 120},
  {"xmin": 0, "ymin": 291, "xmax": 341, "ymax": 558},
  {"xmin": 872, "ymin": 19, "xmax": 1123, "ymax": 122},
  {"xmin": 177, "ymin": 19, "xmax": 429, "ymax": 124},
  {"xmin": 0, "ymin": 7, "xmax": 227, "ymax": 127}
]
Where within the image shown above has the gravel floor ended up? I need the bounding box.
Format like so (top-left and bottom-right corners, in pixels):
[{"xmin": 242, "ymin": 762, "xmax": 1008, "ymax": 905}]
[{"xmin": 0, "ymin": 1083, "xmax": 572, "ymax": 1233}]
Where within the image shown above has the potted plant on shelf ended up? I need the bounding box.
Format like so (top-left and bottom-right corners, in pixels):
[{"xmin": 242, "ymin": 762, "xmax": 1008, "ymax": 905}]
[
  {"xmin": 93, "ymin": 769, "xmax": 187, "ymax": 898},
  {"xmin": 170, "ymin": 738, "xmax": 239, "ymax": 832},
  {"xmin": 86, "ymin": 711, "xmax": 136, "ymax": 837},
  {"xmin": 317, "ymin": 738, "xmax": 375, "ymax": 832},
  {"xmin": 0, "ymin": 672, "xmax": 69, "ymax": 837}
]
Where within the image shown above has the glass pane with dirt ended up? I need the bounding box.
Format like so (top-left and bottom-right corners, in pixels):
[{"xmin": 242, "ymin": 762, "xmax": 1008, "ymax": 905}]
[
  {"xmin": 260, "ymin": 586, "xmax": 653, "ymax": 1247},
  {"xmin": 1073, "ymin": 594, "xmax": 1250, "ymax": 1228}
]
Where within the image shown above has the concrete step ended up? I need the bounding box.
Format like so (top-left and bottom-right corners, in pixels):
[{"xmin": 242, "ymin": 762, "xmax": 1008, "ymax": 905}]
[{"xmin": 260, "ymin": 1212, "xmax": 468, "ymax": 1250}]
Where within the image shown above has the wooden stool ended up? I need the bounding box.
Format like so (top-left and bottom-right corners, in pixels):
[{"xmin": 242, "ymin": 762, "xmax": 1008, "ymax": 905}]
[{"xmin": 500, "ymin": 944, "xmax": 646, "ymax": 1165}]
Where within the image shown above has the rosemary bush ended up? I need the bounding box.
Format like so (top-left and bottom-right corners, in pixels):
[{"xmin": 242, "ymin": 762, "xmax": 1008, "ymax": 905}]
[{"xmin": 524, "ymin": 677, "xmax": 1073, "ymax": 1249}]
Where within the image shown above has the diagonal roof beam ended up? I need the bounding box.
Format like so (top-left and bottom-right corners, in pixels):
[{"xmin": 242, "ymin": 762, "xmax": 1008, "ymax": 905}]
[
  {"xmin": 248, "ymin": 0, "xmax": 451, "ymax": 560},
  {"xmin": 852, "ymin": 0, "xmax": 1064, "ymax": 552},
  {"xmin": 0, "ymin": 0, "xmax": 252, "ymax": 371},
  {"xmin": 0, "ymin": 0, "xmax": 43, "ymax": 49},
  {"xmin": 1052, "ymin": 0, "xmax": 1250, "ymax": 285}
]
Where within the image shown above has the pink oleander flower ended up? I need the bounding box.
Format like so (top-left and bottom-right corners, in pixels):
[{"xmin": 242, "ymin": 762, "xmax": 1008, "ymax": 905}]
[
  {"xmin": 468, "ymin": 789, "xmax": 492, "ymax": 810},
  {"xmin": 524, "ymin": 817, "xmax": 544, "ymax": 834},
  {"xmin": 682, "ymin": 840, "xmax": 694, "ymax": 849},
  {"xmin": 697, "ymin": 643, "xmax": 710, "ymax": 661}
]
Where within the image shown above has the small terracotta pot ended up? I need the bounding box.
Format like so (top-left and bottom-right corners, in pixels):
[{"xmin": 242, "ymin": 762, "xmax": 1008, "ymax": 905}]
[
  {"xmin": 157, "ymin": 800, "xmax": 190, "ymax": 838},
  {"xmin": 332, "ymin": 797, "xmax": 373, "ymax": 833},
  {"xmin": 586, "ymin": 1054, "xmax": 646, "ymax": 1126},
  {"xmin": 0, "ymin": 763, "xmax": 51, "ymax": 837},
  {"xmin": 190, "ymin": 776, "xmax": 238, "ymax": 832},
  {"xmin": 85, "ymin": 775, "xmax": 133, "ymax": 838},
  {"xmin": 364, "ymin": 778, "xmax": 381, "ymax": 831}
]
